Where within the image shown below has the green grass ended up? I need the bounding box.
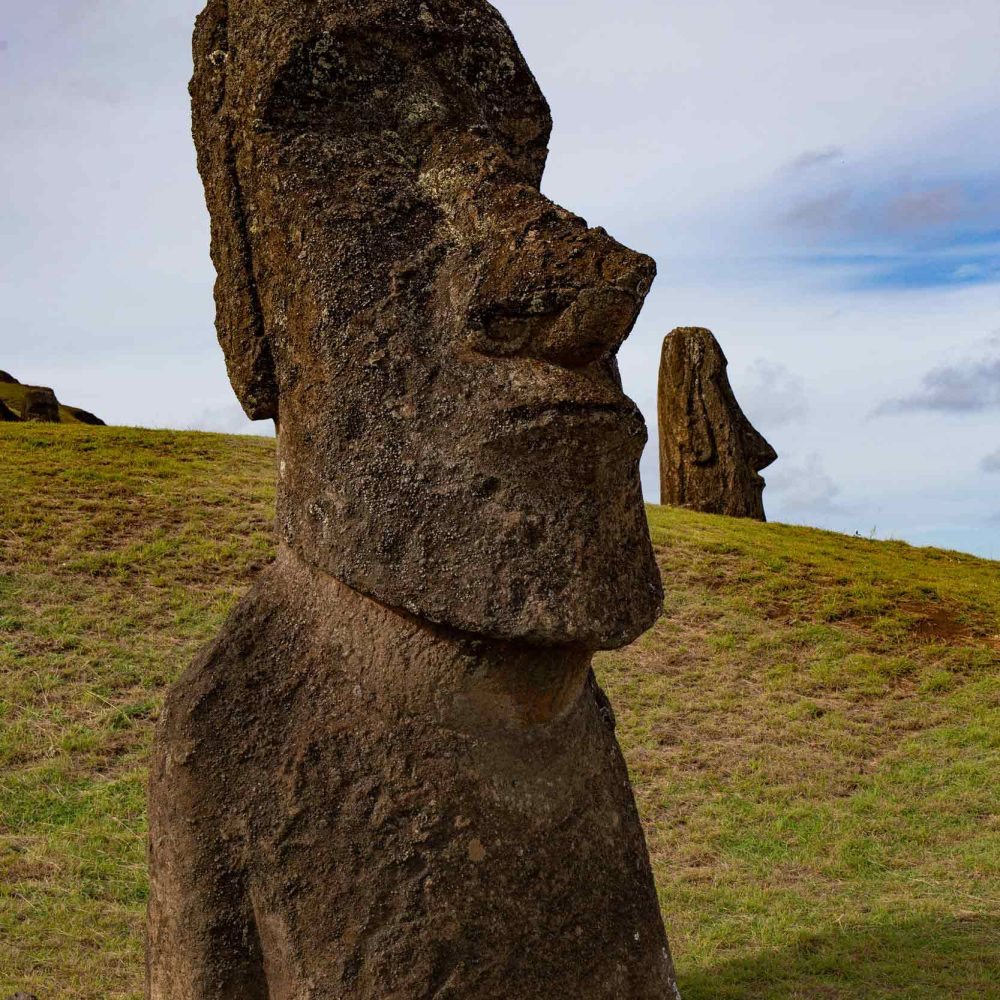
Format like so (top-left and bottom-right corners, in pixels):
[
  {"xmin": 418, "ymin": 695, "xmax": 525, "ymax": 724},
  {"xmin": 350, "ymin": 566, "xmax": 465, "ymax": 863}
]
[{"xmin": 2, "ymin": 424, "xmax": 998, "ymax": 999}]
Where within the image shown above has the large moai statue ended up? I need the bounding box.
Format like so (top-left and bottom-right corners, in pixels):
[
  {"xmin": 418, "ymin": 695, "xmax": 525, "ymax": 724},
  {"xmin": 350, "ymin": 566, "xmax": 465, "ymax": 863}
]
[
  {"xmin": 147, "ymin": 2, "xmax": 679, "ymax": 998},
  {"xmin": 658, "ymin": 327, "xmax": 777, "ymax": 521},
  {"xmin": 21, "ymin": 387, "xmax": 60, "ymax": 423}
]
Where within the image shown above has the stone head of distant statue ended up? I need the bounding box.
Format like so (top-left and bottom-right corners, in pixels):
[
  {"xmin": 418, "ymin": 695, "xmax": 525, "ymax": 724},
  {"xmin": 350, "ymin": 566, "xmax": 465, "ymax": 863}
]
[
  {"xmin": 658, "ymin": 327, "xmax": 777, "ymax": 521},
  {"xmin": 191, "ymin": 0, "xmax": 663, "ymax": 648}
]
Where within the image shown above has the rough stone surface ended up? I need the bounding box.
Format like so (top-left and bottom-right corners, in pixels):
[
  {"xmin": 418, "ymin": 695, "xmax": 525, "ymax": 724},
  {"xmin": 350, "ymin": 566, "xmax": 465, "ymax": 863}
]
[
  {"xmin": 150, "ymin": 551, "xmax": 676, "ymax": 999},
  {"xmin": 0, "ymin": 399, "xmax": 19, "ymax": 422},
  {"xmin": 658, "ymin": 327, "xmax": 777, "ymax": 521},
  {"xmin": 21, "ymin": 388, "xmax": 60, "ymax": 424},
  {"xmin": 188, "ymin": 0, "xmax": 661, "ymax": 646},
  {"xmin": 148, "ymin": 2, "xmax": 676, "ymax": 997}
]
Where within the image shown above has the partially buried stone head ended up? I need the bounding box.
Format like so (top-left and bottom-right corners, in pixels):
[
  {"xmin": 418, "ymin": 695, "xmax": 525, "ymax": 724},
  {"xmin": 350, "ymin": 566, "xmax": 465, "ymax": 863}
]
[{"xmin": 191, "ymin": 0, "xmax": 663, "ymax": 649}]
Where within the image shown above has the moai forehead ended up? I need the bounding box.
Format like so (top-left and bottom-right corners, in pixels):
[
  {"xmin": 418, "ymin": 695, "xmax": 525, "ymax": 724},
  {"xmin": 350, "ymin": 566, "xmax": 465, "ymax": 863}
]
[
  {"xmin": 191, "ymin": 0, "xmax": 663, "ymax": 647},
  {"xmin": 191, "ymin": 0, "xmax": 553, "ymax": 418}
]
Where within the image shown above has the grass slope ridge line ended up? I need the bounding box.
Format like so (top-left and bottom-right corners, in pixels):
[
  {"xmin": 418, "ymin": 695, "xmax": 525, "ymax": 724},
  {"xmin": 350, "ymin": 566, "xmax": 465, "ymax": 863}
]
[{"xmin": 1, "ymin": 424, "xmax": 998, "ymax": 999}]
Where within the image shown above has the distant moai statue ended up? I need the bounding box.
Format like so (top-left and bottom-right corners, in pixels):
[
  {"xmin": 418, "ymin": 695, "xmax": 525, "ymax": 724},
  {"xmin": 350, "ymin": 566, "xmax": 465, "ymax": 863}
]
[
  {"xmin": 147, "ymin": 2, "xmax": 678, "ymax": 998},
  {"xmin": 21, "ymin": 388, "xmax": 60, "ymax": 423},
  {"xmin": 658, "ymin": 327, "xmax": 777, "ymax": 521}
]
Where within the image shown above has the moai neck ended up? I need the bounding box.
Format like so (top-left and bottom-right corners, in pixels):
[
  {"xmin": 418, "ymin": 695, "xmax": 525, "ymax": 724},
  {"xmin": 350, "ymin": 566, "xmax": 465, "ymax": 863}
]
[{"xmin": 270, "ymin": 544, "xmax": 595, "ymax": 729}]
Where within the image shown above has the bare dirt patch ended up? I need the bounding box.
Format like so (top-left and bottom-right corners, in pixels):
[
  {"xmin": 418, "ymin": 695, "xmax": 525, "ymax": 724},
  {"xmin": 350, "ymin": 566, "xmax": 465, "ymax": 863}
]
[{"xmin": 903, "ymin": 602, "xmax": 974, "ymax": 644}]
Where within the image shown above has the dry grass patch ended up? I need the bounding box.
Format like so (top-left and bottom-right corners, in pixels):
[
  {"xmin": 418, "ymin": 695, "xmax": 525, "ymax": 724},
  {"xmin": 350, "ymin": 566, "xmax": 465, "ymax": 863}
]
[{"xmin": 2, "ymin": 426, "xmax": 998, "ymax": 998}]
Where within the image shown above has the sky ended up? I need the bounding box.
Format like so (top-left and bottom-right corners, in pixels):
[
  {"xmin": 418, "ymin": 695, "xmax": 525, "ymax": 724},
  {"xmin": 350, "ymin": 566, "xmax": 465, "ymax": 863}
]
[{"xmin": 2, "ymin": 0, "xmax": 999, "ymax": 558}]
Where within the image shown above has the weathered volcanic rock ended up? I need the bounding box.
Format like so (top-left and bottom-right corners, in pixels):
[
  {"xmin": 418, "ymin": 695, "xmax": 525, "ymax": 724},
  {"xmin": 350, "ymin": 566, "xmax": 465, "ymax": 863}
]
[
  {"xmin": 659, "ymin": 327, "xmax": 777, "ymax": 520},
  {"xmin": 0, "ymin": 371, "xmax": 19, "ymax": 384},
  {"xmin": 147, "ymin": 2, "xmax": 677, "ymax": 998},
  {"xmin": 65, "ymin": 406, "xmax": 106, "ymax": 426},
  {"xmin": 187, "ymin": 0, "xmax": 660, "ymax": 644},
  {"xmin": 0, "ymin": 399, "xmax": 19, "ymax": 422},
  {"xmin": 21, "ymin": 387, "xmax": 60, "ymax": 423},
  {"xmin": 150, "ymin": 551, "xmax": 676, "ymax": 999}
]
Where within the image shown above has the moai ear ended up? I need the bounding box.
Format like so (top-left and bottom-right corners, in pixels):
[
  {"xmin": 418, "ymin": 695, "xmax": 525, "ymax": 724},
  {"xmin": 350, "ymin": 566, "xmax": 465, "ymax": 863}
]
[
  {"xmin": 686, "ymin": 368, "xmax": 716, "ymax": 466},
  {"xmin": 191, "ymin": 0, "xmax": 278, "ymax": 421}
]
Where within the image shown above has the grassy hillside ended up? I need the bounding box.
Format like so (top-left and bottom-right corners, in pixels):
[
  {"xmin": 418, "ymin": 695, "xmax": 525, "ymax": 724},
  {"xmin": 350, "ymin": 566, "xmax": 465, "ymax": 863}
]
[
  {"xmin": 2, "ymin": 424, "xmax": 998, "ymax": 999},
  {"xmin": 0, "ymin": 380, "xmax": 100, "ymax": 424}
]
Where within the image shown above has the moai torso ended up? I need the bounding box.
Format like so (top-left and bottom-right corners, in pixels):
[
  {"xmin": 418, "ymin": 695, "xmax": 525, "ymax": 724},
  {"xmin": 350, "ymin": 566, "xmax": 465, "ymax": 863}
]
[{"xmin": 149, "ymin": 553, "xmax": 675, "ymax": 999}]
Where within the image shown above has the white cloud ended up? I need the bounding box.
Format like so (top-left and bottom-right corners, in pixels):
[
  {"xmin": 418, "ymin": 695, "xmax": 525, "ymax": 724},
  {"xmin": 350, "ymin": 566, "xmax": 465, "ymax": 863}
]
[
  {"xmin": 784, "ymin": 147, "xmax": 845, "ymax": 173},
  {"xmin": 885, "ymin": 185, "xmax": 965, "ymax": 230},
  {"xmin": 783, "ymin": 189, "xmax": 853, "ymax": 230},
  {"xmin": 188, "ymin": 405, "xmax": 275, "ymax": 438},
  {"xmin": 982, "ymin": 450, "xmax": 1000, "ymax": 473},
  {"xmin": 766, "ymin": 453, "xmax": 841, "ymax": 513},
  {"xmin": 4, "ymin": 0, "xmax": 1000, "ymax": 558},
  {"xmin": 877, "ymin": 349, "xmax": 1000, "ymax": 414},
  {"xmin": 738, "ymin": 360, "xmax": 809, "ymax": 428}
]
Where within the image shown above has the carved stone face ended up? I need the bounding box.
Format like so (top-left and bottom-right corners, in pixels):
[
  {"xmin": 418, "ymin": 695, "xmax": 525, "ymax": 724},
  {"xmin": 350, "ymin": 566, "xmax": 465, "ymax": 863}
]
[
  {"xmin": 192, "ymin": 0, "xmax": 663, "ymax": 647},
  {"xmin": 658, "ymin": 327, "xmax": 778, "ymax": 521}
]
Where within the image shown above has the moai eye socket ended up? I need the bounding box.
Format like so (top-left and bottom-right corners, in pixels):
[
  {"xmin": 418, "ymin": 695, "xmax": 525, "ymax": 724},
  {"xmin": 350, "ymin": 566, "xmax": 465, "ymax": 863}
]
[{"xmin": 260, "ymin": 32, "xmax": 409, "ymax": 132}]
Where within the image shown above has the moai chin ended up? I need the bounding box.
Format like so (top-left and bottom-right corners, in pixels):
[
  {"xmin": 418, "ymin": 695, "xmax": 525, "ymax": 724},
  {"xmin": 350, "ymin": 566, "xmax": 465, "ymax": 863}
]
[
  {"xmin": 147, "ymin": 2, "xmax": 678, "ymax": 997},
  {"xmin": 658, "ymin": 327, "xmax": 778, "ymax": 521}
]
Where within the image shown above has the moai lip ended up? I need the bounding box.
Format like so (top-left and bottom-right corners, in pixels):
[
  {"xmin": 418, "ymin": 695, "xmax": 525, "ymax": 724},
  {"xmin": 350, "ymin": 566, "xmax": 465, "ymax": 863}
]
[{"xmin": 146, "ymin": 3, "xmax": 678, "ymax": 997}]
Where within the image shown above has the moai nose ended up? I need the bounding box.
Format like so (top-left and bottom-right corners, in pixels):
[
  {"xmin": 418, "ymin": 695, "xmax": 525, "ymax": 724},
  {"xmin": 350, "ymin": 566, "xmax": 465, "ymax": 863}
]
[
  {"xmin": 743, "ymin": 422, "xmax": 779, "ymax": 472},
  {"xmin": 534, "ymin": 235, "xmax": 656, "ymax": 368},
  {"xmin": 463, "ymin": 202, "xmax": 657, "ymax": 370}
]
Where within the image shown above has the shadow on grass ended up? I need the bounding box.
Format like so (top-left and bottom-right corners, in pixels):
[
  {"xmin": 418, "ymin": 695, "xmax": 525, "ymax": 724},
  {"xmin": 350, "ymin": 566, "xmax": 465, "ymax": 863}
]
[{"xmin": 679, "ymin": 914, "xmax": 1000, "ymax": 1000}]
